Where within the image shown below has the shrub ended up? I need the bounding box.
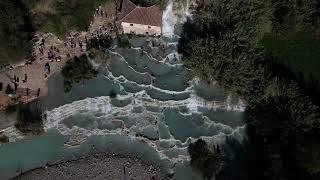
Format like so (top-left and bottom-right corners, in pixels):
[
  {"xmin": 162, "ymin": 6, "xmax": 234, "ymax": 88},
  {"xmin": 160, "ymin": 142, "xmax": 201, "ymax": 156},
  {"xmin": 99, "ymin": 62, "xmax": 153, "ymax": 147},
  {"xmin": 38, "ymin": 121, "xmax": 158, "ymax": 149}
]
[
  {"xmin": 4, "ymin": 97, "xmax": 20, "ymax": 114},
  {"xmin": 117, "ymin": 34, "xmax": 130, "ymax": 48},
  {"xmin": 5, "ymin": 84, "xmax": 14, "ymax": 95},
  {"xmin": 15, "ymin": 102, "xmax": 44, "ymax": 135},
  {"xmin": 188, "ymin": 139, "xmax": 225, "ymax": 180},
  {"xmin": 87, "ymin": 35, "xmax": 113, "ymax": 50},
  {"xmin": 110, "ymin": 90, "xmax": 117, "ymax": 98},
  {"xmin": 0, "ymin": 135, "xmax": 9, "ymax": 143},
  {"xmin": 61, "ymin": 55, "xmax": 98, "ymax": 93}
]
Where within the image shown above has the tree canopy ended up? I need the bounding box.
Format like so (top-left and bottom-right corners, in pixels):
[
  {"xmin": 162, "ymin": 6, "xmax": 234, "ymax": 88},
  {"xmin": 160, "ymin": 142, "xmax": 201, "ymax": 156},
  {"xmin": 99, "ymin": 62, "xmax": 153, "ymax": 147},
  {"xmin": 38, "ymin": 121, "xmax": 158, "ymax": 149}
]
[
  {"xmin": 61, "ymin": 55, "xmax": 98, "ymax": 93},
  {"xmin": 188, "ymin": 139, "xmax": 225, "ymax": 180},
  {"xmin": 15, "ymin": 102, "xmax": 44, "ymax": 135},
  {"xmin": 180, "ymin": 0, "xmax": 320, "ymax": 179},
  {"xmin": 0, "ymin": 0, "xmax": 35, "ymax": 64},
  {"xmin": 130, "ymin": 0, "xmax": 168, "ymax": 8},
  {"xmin": 23, "ymin": 0, "xmax": 110, "ymax": 37}
]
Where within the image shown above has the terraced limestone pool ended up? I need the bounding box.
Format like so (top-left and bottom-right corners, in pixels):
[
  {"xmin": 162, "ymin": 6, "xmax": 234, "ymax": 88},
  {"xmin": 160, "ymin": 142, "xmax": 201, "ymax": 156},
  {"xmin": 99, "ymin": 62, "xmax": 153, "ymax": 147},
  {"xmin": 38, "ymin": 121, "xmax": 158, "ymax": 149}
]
[
  {"xmin": 0, "ymin": 35, "xmax": 247, "ymax": 179},
  {"xmin": 0, "ymin": 1, "xmax": 248, "ymax": 177}
]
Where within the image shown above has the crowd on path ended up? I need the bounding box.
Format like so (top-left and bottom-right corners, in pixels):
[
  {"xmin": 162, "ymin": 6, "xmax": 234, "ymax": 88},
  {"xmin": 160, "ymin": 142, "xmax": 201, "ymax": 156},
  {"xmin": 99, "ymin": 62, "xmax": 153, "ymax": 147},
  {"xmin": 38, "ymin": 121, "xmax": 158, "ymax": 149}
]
[
  {"xmin": 0, "ymin": 32, "xmax": 87, "ymax": 103},
  {"xmin": 0, "ymin": 1, "xmax": 117, "ymax": 105}
]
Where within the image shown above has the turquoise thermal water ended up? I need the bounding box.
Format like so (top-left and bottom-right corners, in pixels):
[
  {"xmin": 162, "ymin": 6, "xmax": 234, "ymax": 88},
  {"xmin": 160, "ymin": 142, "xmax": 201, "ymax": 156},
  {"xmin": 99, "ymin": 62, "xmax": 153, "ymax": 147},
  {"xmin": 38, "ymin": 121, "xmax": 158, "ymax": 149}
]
[{"xmin": 0, "ymin": 36, "xmax": 247, "ymax": 180}]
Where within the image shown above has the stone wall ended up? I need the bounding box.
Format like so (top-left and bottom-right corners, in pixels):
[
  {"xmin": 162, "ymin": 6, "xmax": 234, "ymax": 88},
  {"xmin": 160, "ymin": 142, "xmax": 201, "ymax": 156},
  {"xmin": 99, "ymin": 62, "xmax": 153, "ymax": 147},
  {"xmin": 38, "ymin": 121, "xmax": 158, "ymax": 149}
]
[{"xmin": 121, "ymin": 22, "xmax": 162, "ymax": 36}]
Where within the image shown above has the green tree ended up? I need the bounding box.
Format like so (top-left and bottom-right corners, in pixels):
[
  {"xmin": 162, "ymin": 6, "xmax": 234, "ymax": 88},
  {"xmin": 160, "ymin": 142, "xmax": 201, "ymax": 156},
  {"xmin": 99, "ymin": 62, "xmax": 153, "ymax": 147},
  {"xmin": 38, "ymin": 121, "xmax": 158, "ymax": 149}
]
[
  {"xmin": 180, "ymin": 0, "xmax": 320, "ymax": 179},
  {"xmin": 61, "ymin": 55, "xmax": 98, "ymax": 93},
  {"xmin": 15, "ymin": 102, "xmax": 44, "ymax": 135},
  {"xmin": 188, "ymin": 139, "xmax": 225, "ymax": 180}
]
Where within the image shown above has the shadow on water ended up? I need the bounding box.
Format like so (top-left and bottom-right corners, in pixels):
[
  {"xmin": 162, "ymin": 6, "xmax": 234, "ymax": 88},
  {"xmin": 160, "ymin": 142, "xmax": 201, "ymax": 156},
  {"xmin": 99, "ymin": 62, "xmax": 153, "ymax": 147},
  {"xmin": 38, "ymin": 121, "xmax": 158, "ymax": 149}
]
[
  {"xmin": 39, "ymin": 72, "xmax": 123, "ymax": 110},
  {"xmin": 221, "ymin": 137, "xmax": 248, "ymax": 180}
]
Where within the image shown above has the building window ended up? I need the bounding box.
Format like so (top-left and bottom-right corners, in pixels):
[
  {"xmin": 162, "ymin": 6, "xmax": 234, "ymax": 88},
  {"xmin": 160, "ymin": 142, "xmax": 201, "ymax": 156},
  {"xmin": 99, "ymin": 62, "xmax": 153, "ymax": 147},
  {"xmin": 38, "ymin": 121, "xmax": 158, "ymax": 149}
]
[
  {"xmin": 146, "ymin": 32, "xmax": 149, "ymax": 35},
  {"xmin": 130, "ymin": 24, "xmax": 133, "ymax": 26}
]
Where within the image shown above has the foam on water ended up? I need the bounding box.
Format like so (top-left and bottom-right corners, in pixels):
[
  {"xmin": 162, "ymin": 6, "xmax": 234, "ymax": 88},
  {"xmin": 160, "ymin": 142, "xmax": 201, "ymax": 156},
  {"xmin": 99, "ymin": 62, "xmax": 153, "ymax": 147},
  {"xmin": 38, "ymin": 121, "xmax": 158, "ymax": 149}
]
[
  {"xmin": 43, "ymin": 78, "xmax": 246, "ymax": 175},
  {"xmin": 40, "ymin": 18, "xmax": 247, "ymax": 176}
]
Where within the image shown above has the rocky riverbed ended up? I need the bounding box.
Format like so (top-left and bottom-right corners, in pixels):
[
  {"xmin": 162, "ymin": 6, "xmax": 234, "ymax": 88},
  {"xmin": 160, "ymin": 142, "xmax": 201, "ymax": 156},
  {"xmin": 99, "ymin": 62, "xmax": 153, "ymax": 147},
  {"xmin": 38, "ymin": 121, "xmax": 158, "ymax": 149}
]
[{"xmin": 13, "ymin": 151, "xmax": 160, "ymax": 180}]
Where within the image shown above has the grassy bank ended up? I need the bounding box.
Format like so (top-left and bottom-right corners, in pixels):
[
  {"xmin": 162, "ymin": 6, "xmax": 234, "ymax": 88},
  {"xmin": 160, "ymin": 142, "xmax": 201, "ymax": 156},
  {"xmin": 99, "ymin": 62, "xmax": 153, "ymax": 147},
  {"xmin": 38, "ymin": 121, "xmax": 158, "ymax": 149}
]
[{"xmin": 24, "ymin": 0, "xmax": 111, "ymax": 38}]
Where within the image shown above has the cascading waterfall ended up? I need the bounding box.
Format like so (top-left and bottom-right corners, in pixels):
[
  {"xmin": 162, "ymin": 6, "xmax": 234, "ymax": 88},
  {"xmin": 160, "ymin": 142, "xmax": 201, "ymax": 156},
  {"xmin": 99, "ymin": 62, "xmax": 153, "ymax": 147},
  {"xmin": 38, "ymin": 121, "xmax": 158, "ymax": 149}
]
[
  {"xmin": 0, "ymin": 1, "xmax": 247, "ymax": 179},
  {"xmin": 162, "ymin": 0, "xmax": 177, "ymax": 37},
  {"xmin": 41, "ymin": 33, "xmax": 246, "ymax": 178}
]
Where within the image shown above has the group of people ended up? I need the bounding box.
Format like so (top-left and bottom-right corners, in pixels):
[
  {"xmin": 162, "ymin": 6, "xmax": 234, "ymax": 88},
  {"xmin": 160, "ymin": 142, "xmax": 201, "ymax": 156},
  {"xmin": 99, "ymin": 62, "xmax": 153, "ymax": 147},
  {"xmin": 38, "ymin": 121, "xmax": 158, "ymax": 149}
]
[
  {"xmin": 91, "ymin": 4, "xmax": 116, "ymax": 39},
  {"xmin": 38, "ymin": 38, "xmax": 45, "ymax": 55},
  {"xmin": 5, "ymin": 73, "xmax": 40, "ymax": 97},
  {"xmin": 12, "ymin": 74, "xmax": 28, "ymax": 91},
  {"xmin": 91, "ymin": 23, "xmax": 114, "ymax": 39},
  {"xmin": 0, "ymin": 64, "xmax": 13, "ymax": 71},
  {"xmin": 1, "ymin": 4, "xmax": 117, "ymax": 100},
  {"xmin": 47, "ymin": 46, "xmax": 61, "ymax": 62},
  {"xmin": 95, "ymin": 6, "xmax": 109, "ymax": 18},
  {"xmin": 67, "ymin": 32, "xmax": 85, "ymax": 52}
]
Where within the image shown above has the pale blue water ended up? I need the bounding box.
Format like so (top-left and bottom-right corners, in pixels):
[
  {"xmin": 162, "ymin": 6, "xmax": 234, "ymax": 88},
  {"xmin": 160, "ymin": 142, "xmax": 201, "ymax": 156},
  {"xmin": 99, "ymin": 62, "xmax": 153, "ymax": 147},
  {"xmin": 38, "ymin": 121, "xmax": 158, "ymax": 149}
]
[{"xmin": 0, "ymin": 36, "xmax": 247, "ymax": 180}]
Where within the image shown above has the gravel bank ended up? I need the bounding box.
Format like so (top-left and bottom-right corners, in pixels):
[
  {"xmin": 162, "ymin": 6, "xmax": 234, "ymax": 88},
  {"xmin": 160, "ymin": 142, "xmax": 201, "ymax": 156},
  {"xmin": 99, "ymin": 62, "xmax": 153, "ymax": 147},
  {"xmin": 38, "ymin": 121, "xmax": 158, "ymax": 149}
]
[{"xmin": 13, "ymin": 152, "xmax": 161, "ymax": 180}]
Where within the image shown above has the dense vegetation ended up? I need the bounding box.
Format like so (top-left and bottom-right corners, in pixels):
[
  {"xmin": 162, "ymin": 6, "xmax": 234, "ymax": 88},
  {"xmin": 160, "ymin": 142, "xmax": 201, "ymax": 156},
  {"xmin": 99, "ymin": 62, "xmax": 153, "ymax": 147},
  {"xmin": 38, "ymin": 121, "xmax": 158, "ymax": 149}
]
[
  {"xmin": 5, "ymin": 97, "xmax": 20, "ymax": 114},
  {"xmin": 0, "ymin": 0, "xmax": 110, "ymax": 64},
  {"xmin": 61, "ymin": 55, "xmax": 98, "ymax": 93},
  {"xmin": 188, "ymin": 139, "xmax": 225, "ymax": 180},
  {"xmin": 131, "ymin": 0, "xmax": 168, "ymax": 8},
  {"xmin": 261, "ymin": 33, "xmax": 320, "ymax": 104},
  {"xmin": 0, "ymin": 0, "xmax": 35, "ymax": 64},
  {"xmin": 87, "ymin": 35, "xmax": 113, "ymax": 51},
  {"xmin": 180, "ymin": 0, "xmax": 320, "ymax": 179},
  {"xmin": 0, "ymin": 134, "xmax": 9, "ymax": 143},
  {"xmin": 23, "ymin": 0, "xmax": 110, "ymax": 37},
  {"xmin": 15, "ymin": 102, "xmax": 44, "ymax": 135},
  {"xmin": 87, "ymin": 35, "xmax": 113, "ymax": 67}
]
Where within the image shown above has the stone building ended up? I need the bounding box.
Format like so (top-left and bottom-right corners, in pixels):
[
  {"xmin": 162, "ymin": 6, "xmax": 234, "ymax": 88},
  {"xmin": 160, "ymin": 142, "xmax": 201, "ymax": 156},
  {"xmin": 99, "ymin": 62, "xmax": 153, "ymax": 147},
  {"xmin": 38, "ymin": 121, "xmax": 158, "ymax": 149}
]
[{"xmin": 117, "ymin": 0, "xmax": 163, "ymax": 36}]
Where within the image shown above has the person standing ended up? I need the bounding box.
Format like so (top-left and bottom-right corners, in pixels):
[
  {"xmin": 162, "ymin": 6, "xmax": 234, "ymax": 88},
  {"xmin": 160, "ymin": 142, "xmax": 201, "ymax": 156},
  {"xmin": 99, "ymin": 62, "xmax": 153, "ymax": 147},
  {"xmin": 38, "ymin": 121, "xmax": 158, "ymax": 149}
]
[
  {"xmin": 37, "ymin": 88, "xmax": 40, "ymax": 97},
  {"xmin": 14, "ymin": 83, "xmax": 17, "ymax": 93},
  {"xmin": 24, "ymin": 73, "xmax": 27, "ymax": 83},
  {"xmin": 79, "ymin": 41, "xmax": 83, "ymax": 50}
]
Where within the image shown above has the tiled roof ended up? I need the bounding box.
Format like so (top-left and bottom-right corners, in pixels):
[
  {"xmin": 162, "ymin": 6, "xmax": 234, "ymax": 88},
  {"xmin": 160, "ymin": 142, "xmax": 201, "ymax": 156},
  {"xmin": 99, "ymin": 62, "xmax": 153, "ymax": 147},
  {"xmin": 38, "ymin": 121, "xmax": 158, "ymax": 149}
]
[
  {"xmin": 118, "ymin": 0, "xmax": 137, "ymax": 20},
  {"xmin": 119, "ymin": 0, "xmax": 163, "ymax": 27}
]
